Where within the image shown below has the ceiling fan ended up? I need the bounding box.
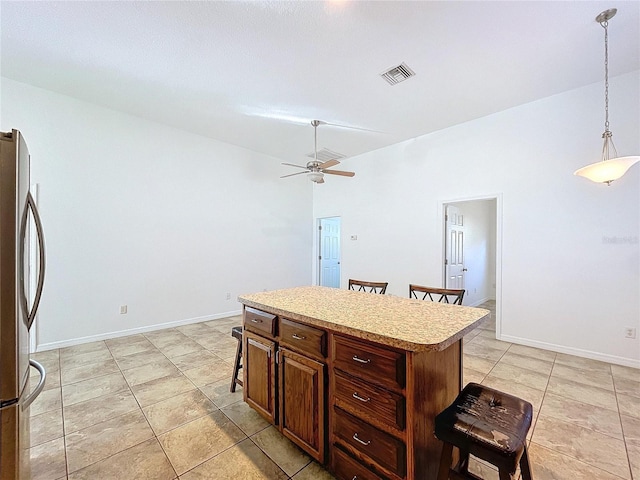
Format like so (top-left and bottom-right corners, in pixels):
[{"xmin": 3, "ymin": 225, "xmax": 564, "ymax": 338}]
[{"xmin": 281, "ymin": 120, "xmax": 356, "ymax": 184}]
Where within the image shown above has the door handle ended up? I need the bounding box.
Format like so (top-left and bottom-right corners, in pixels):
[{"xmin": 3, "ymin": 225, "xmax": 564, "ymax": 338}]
[
  {"xmin": 25, "ymin": 192, "xmax": 46, "ymax": 330},
  {"xmin": 23, "ymin": 360, "xmax": 46, "ymax": 409},
  {"xmin": 352, "ymin": 392, "xmax": 371, "ymax": 403},
  {"xmin": 352, "ymin": 433, "xmax": 371, "ymax": 446},
  {"xmin": 462, "ymin": 268, "xmax": 468, "ymax": 272},
  {"xmin": 352, "ymin": 355, "xmax": 370, "ymax": 364}
]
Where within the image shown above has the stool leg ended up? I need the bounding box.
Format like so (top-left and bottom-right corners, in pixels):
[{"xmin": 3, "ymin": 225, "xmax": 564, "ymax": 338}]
[
  {"xmin": 230, "ymin": 337, "xmax": 243, "ymax": 393},
  {"xmin": 456, "ymin": 450, "xmax": 470, "ymax": 474},
  {"xmin": 498, "ymin": 470, "xmax": 514, "ymax": 480},
  {"xmin": 519, "ymin": 445, "xmax": 533, "ymax": 480},
  {"xmin": 437, "ymin": 442, "xmax": 454, "ymax": 480}
]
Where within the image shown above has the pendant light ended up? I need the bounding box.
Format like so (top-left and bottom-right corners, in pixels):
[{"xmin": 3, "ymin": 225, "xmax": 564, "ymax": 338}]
[{"xmin": 574, "ymin": 8, "xmax": 639, "ymax": 185}]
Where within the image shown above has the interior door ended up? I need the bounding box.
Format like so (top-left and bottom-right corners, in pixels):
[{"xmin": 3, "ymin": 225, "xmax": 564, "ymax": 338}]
[
  {"xmin": 319, "ymin": 217, "xmax": 341, "ymax": 288},
  {"xmin": 445, "ymin": 205, "xmax": 465, "ymax": 290}
]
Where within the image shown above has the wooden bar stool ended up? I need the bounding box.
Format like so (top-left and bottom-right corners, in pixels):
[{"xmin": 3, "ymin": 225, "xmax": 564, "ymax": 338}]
[
  {"xmin": 348, "ymin": 279, "xmax": 388, "ymax": 294},
  {"xmin": 229, "ymin": 326, "xmax": 243, "ymax": 393},
  {"xmin": 409, "ymin": 284, "xmax": 465, "ymax": 305},
  {"xmin": 434, "ymin": 382, "xmax": 534, "ymax": 480}
]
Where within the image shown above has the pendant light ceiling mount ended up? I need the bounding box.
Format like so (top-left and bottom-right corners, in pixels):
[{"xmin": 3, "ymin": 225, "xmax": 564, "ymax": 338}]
[
  {"xmin": 595, "ymin": 8, "xmax": 617, "ymax": 24},
  {"xmin": 574, "ymin": 8, "xmax": 639, "ymax": 186}
]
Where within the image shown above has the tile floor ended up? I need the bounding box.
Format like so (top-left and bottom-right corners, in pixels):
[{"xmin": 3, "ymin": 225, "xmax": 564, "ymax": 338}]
[{"xmin": 27, "ymin": 300, "xmax": 639, "ymax": 479}]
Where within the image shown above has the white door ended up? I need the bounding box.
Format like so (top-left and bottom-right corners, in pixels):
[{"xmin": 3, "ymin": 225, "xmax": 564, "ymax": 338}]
[
  {"xmin": 319, "ymin": 217, "xmax": 341, "ymax": 288},
  {"xmin": 445, "ymin": 205, "xmax": 466, "ymax": 289}
]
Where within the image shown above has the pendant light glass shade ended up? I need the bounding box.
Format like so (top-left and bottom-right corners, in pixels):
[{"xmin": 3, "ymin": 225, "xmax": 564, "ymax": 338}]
[
  {"xmin": 574, "ymin": 9, "xmax": 639, "ymax": 186},
  {"xmin": 574, "ymin": 156, "xmax": 640, "ymax": 184}
]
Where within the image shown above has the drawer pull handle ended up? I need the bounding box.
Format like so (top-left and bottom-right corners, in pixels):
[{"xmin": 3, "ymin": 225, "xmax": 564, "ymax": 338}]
[
  {"xmin": 292, "ymin": 333, "xmax": 306, "ymax": 340},
  {"xmin": 352, "ymin": 433, "xmax": 371, "ymax": 446},
  {"xmin": 251, "ymin": 318, "xmax": 263, "ymax": 323},
  {"xmin": 352, "ymin": 477, "xmax": 358, "ymax": 480},
  {"xmin": 352, "ymin": 392, "xmax": 371, "ymax": 403},
  {"xmin": 352, "ymin": 355, "xmax": 371, "ymax": 364}
]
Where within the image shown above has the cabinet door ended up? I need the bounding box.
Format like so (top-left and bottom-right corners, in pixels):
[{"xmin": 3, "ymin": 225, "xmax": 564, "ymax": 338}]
[
  {"xmin": 279, "ymin": 348, "xmax": 325, "ymax": 462},
  {"xmin": 244, "ymin": 331, "xmax": 277, "ymax": 424}
]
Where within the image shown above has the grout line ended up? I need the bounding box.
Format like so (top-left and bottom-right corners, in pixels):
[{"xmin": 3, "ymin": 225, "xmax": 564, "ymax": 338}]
[{"xmin": 612, "ymin": 367, "xmax": 635, "ymax": 480}]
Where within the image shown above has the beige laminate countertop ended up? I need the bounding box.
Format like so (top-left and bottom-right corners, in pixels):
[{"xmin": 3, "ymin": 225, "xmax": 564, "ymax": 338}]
[{"xmin": 238, "ymin": 286, "xmax": 490, "ymax": 352}]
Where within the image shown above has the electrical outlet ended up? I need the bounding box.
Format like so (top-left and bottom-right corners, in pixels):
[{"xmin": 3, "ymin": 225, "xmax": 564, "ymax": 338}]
[
  {"xmin": 226, "ymin": 292, "xmax": 231, "ymax": 300},
  {"xmin": 119, "ymin": 305, "xmax": 127, "ymax": 314},
  {"xmin": 624, "ymin": 327, "xmax": 637, "ymax": 339}
]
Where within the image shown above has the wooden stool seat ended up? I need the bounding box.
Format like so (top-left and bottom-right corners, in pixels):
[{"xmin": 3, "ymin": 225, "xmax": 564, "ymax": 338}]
[
  {"xmin": 230, "ymin": 326, "xmax": 243, "ymax": 392},
  {"xmin": 434, "ymin": 382, "xmax": 534, "ymax": 480}
]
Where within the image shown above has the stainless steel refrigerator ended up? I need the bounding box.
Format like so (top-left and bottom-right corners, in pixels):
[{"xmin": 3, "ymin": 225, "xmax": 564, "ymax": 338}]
[{"xmin": 0, "ymin": 129, "xmax": 46, "ymax": 480}]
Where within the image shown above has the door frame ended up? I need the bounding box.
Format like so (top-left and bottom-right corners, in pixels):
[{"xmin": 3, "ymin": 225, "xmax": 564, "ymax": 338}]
[
  {"xmin": 316, "ymin": 216, "xmax": 341, "ymax": 288},
  {"xmin": 439, "ymin": 194, "xmax": 503, "ymax": 337}
]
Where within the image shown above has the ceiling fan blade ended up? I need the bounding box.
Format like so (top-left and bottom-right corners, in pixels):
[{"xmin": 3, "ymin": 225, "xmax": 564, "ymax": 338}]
[
  {"xmin": 318, "ymin": 159, "xmax": 340, "ymax": 169},
  {"xmin": 317, "ymin": 121, "xmax": 385, "ymax": 134},
  {"xmin": 281, "ymin": 162, "xmax": 309, "ymax": 169},
  {"xmin": 322, "ymin": 169, "xmax": 355, "ymax": 177},
  {"xmin": 281, "ymin": 171, "xmax": 308, "ymax": 178}
]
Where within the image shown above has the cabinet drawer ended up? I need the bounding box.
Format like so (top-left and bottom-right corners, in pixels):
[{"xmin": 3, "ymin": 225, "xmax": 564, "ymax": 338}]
[
  {"xmin": 334, "ymin": 371, "xmax": 405, "ymax": 431},
  {"xmin": 244, "ymin": 307, "xmax": 276, "ymax": 337},
  {"xmin": 333, "ymin": 407, "xmax": 406, "ymax": 478},
  {"xmin": 279, "ymin": 318, "xmax": 326, "ymax": 360},
  {"xmin": 332, "ymin": 336, "xmax": 405, "ymax": 391},
  {"xmin": 331, "ymin": 446, "xmax": 387, "ymax": 480}
]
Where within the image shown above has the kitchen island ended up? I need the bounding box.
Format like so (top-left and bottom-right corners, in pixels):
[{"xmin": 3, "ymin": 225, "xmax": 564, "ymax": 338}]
[{"xmin": 238, "ymin": 286, "xmax": 490, "ymax": 480}]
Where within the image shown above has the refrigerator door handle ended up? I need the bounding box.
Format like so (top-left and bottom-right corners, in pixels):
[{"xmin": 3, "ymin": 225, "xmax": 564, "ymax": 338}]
[
  {"xmin": 22, "ymin": 360, "xmax": 46, "ymax": 409},
  {"xmin": 26, "ymin": 191, "xmax": 46, "ymax": 330}
]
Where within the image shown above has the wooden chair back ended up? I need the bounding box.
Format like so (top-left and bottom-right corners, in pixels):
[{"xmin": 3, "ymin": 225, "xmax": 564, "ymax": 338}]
[
  {"xmin": 409, "ymin": 284, "xmax": 465, "ymax": 305},
  {"xmin": 348, "ymin": 279, "xmax": 388, "ymax": 294}
]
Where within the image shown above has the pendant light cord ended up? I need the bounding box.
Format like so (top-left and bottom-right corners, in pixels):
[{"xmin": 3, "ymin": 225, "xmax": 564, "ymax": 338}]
[
  {"xmin": 602, "ymin": 19, "xmax": 610, "ymax": 133},
  {"xmin": 599, "ymin": 18, "xmax": 617, "ymax": 163}
]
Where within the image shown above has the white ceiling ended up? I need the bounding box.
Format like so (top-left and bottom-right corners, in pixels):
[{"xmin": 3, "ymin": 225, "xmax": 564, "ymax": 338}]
[{"xmin": 2, "ymin": 1, "xmax": 639, "ymax": 165}]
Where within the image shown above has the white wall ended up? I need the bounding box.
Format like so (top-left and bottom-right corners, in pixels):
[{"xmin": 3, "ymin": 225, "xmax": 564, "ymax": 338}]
[
  {"xmin": 1, "ymin": 78, "xmax": 313, "ymax": 350},
  {"xmin": 314, "ymin": 71, "xmax": 640, "ymax": 367},
  {"xmin": 448, "ymin": 199, "xmax": 496, "ymax": 306}
]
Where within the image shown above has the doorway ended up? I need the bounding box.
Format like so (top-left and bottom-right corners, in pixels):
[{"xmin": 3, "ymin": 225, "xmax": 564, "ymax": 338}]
[
  {"xmin": 442, "ymin": 196, "xmax": 501, "ymax": 333},
  {"xmin": 318, "ymin": 217, "xmax": 341, "ymax": 288}
]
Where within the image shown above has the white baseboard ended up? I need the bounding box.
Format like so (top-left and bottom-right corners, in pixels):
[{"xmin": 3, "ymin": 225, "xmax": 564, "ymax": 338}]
[
  {"xmin": 36, "ymin": 309, "xmax": 243, "ymax": 352},
  {"xmin": 499, "ymin": 333, "xmax": 640, "ymax": 369},
  {"xmin": 467, "ymin": 296, "xmax": 492, "ymax": 307}
]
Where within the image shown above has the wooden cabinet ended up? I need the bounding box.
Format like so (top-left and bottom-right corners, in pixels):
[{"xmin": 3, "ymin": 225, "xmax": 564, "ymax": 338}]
[
  {"xmin": 241, "ymin": 299, "xmax": 466, "ymax": 480},
  {"xmin": 333, "ymin": 370, "xmax": 405, "ymax": 432},
  {"xmin": 279, "ymin": 318, "xmax": 326, "ymax": 360},
  {"xmin": 279, "ymin": 348, "xmax": 325, "ymax": 461},
  {"xmin": 243, "ymin": 330, "xmax": 277, "ymax": 424},
  {"xmin": 330, "ymin": 335, "xmax": 407, "ymax": 480},
  {"xmin": 243, "ymin": 309, "xmax": 327, "ymax": 463},
  {"xmin": 329, "ymin": 333, "xmax": 461, "ymax": 480}
]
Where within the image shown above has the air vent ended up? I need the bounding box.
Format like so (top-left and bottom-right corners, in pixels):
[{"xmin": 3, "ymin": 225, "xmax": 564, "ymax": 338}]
[
  {"xmin": 380, "ymin": 62, "xmax": 416, "ymax": 85},
  {"xmin": 307, "ymin": 148, "xmax": 346, "ymax": 162}
]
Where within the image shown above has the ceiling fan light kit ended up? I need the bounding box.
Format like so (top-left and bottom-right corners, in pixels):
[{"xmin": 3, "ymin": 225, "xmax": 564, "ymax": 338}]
[
  {"xmin": 307, "ymin": 171, "xmax": 324, "ymax": 183},
  {"xmin": 280, "ymin": 120, "xmax": 356, "ymax": 184},
  {"xmin": 574, "ymin": 8, "xmax": 640, "ymax": 186}
]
